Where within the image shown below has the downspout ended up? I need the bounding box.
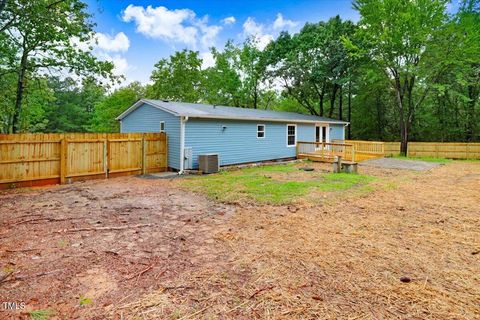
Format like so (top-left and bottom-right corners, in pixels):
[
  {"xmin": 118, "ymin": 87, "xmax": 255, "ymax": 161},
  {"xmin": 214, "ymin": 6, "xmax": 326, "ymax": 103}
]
[
  {"xmin": 179, "ymin": 116, "xmax": 189, "ymax": 174},
  {"xmin": 343, "ymin": 123, "xmax": 349, "ymax": 141}
]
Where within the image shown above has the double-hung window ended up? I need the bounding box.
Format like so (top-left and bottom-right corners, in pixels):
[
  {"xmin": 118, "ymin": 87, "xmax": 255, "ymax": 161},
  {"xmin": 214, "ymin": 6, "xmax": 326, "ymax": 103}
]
[
  {"xmin": 287, "ymin": 124, "xmax": 296, "ymax": 147},
  {"xmin": 257, "ymin": 124, "xmax": 265, "ymax": 139}
]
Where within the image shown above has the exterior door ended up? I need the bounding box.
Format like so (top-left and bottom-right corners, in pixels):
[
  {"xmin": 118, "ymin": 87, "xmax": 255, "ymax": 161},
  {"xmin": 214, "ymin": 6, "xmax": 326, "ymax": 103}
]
[{"xmin": 315, "ymin": 124, "xmax": 329, "ymax": 149}]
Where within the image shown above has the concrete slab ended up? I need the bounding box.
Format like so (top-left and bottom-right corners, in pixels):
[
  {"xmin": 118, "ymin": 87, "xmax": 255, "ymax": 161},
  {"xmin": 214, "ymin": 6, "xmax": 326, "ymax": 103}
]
[
  {"xmin": 360, "ymin": 158, "xmax": 442, "ymax": 171},
  {"xmin": 137, "ymin": 172, "xmax": 179, "ymax": 179}
]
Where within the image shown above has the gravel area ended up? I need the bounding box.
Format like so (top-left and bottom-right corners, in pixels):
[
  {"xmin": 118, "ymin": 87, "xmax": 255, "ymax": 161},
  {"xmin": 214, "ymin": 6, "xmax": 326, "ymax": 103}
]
[{"xmin": 360, "ymin": 157, "xmax": 442, "ymax": 171}]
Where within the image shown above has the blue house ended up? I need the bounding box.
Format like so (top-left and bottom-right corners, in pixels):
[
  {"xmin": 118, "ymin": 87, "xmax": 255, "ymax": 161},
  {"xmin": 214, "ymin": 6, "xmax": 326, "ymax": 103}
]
[{"xmin": 117, "ymin": 99, "xmax": 348, "ymax": 172}]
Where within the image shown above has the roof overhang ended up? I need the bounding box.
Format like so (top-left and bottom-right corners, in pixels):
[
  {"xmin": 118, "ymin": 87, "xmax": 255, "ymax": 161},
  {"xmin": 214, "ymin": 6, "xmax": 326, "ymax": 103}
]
[
  {"xmin": 181, "ymin": 114, "xmax": 349, "ymax": 125},
  {"xmin": 116, "ymin": 99, "xmax": 349, "ymax": 125},
  {"xmin": 116, "ymin": 99, "xmax": 180, "ymax": 120}
]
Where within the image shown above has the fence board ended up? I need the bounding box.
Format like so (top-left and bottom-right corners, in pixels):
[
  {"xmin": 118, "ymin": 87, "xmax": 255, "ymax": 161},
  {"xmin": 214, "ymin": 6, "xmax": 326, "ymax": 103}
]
[
  {"xmin": 407, "ymin": 142, "xmax": 480, "ymax": 159},
  {"xmin": 343, "ymin": 140, "xmax": 384, "ymax": 161},
  {"xmin": 0, "ymin": 133, "xmax": 167, "ymax": 189}
]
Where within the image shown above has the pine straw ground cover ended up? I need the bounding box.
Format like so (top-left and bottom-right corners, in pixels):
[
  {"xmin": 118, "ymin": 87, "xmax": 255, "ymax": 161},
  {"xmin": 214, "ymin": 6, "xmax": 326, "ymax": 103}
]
[{"xmin": 114, "ymin": 161, "xmax": 480, "ymax": 319}]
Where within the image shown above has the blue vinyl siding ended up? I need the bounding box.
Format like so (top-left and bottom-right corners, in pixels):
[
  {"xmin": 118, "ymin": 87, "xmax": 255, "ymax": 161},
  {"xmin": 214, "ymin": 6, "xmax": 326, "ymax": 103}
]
[
  {"xmin": 185, "ymin": 119, "xmax": 316, "ymax": 168},
  {"xmin": 329, "ymin": 123, "xmax": 345, "ymax": 141},
  {"xmin": 120, "ymin": 103, "xmax": 181, "ymax": 170}
]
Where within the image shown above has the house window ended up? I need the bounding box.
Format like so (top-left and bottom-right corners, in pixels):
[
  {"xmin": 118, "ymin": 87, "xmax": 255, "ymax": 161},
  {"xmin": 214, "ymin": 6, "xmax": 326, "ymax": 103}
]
[
  {"xmin": 160, "ymin": 121, "xmax": 165, "ymax": 132},
  {"xmin": 257, "ymin": 124, "xmax": 265, "ymax": 139},
  {"xmin": 287, "ymin": 124, "xmax": 296, "ymax": 147}
]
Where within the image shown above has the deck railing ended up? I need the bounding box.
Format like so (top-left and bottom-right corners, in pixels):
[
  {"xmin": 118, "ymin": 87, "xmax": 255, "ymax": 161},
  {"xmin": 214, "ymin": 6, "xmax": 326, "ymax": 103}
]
[
  {"xmin": 343, "ymin": 140, "xmax": 385, "ymax": 161},
  {"xmin": 296, "ymin": 141, "xmax": 355, "ymax": 162}
]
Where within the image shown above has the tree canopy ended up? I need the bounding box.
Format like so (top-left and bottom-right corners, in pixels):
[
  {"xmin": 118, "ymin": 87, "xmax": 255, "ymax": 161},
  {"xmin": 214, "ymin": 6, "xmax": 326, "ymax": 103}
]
[{"xmin": 1, "ymin": 0, "xmax": 479, "ymax": 149}]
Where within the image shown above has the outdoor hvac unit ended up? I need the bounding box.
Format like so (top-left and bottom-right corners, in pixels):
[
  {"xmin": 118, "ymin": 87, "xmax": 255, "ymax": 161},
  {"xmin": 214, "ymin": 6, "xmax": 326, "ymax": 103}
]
[{"xmin": 198, "ymin": 154, "xmax": 219, "ymax": 174}]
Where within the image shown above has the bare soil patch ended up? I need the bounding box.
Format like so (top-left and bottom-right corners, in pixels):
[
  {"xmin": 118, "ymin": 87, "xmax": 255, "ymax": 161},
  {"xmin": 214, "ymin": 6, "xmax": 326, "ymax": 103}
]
[
  {"xmin": 1, "ymin": 161, "xmax": 479, "ymax": 319},
  {"xmin": 0, "ymin": 177, "xmax": 234, "ymax": 319},
  {"xmin": 360, "ymin": 157, "xmax": 442, "ymax": 171}
]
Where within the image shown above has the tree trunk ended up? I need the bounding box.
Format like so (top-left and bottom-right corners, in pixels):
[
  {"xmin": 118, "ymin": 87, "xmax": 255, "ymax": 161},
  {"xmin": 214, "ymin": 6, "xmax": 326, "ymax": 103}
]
[
  {"xmin": 328, "ymin": 84, "xmax": 338, "ymax": 118},
  {"xmin": 393, "ymin": 76, "xmax": 408, "ymax": 156},
  {"xmin": 400, "ymin": 121, "xmax": 408, "ymax": 156},
  {"xmin": 319, "ymin": 82, "xmax": 326, "ymax": 116},
  {"xmin": 347, "ymin": 81, "xmax": 352, "ymax": 139},
  {"xmin": 338, "ymin": 85, "xmax": 343, "ymax": 121},
  {"xmin": 466, "ymin": 85, "xmax": 477, "ymax": 141},
  {"xmin": 319, "ymin": 92, "xmax": 324, "ymax": 116},
  {"xmin": 375, "ymin": 92, "xmax": 384, "ymax": 140},
  {"xmin": 12, "ymin": 51, "xmax": 28, "ymax": 133}
]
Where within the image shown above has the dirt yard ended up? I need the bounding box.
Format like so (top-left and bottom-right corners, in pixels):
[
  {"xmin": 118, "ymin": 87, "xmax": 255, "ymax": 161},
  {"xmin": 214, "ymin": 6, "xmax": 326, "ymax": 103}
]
[{"xmin": 0, "ymin": 161, "xmax": 479, "ymax": 319}]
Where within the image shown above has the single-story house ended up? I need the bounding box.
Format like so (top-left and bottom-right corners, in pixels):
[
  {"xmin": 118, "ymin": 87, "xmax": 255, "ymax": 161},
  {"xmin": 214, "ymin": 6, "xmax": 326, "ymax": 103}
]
[{"xmin": 116, "ymin": 99, "xmax": 349, "ymax": 172}]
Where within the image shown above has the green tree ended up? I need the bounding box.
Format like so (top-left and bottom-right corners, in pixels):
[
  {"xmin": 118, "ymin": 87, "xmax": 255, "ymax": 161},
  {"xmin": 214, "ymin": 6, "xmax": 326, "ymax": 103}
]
[
  {"xmin": 266, "ymin": 16, "xmax": 356, "ymax": 117},
  {"xmin": 148, "ymin": 49, "xmax": 203, "ymax": 102},
  {"xmin": 0, "ymin": 0, "xmax": 115, "ymax": 132},
  {"xmin": 90, "ymin": 82, "xmax": 145, "ymax": 132},
  {"xmin": 202, "ymin": 42, "xmax": 243, "ymax": 107},
  {"xmin": 351, "ymin": 0, "xmax": 448, "ymax": 153}
]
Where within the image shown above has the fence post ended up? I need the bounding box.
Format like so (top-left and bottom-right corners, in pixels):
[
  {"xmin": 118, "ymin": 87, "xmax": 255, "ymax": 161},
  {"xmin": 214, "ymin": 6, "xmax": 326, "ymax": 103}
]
[
  {"xmin": 142, "ymin": 134, "xmax": 146, "ymax": 175},
  {"xmin": 60, "ymin": 135, "xmax": 67, "ymax": 184},
  {"xmin": 164, "ymin": 133, "xmax": 168, "ymax": 169},
  {"xmin": 60, "ymin": 135, "xmax": 66, "ymax": 184},
  {"xmin": 104, "ymin": 135, "xmax": 108, "ymax": 179},
  {"xmin": 352, "ymin": 145, "xmax": 356, "ymax": 162}
]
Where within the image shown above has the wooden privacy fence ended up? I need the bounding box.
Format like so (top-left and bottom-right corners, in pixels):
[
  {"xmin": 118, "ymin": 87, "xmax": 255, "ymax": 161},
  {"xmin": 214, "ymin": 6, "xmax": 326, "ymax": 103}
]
[
  {"xmin": 339, "ymin": 140, "xmax": 480, "ymax": 159},
  {"xmin": 0, "ymin": 133, "xmax": 167, "ymax": 189}
]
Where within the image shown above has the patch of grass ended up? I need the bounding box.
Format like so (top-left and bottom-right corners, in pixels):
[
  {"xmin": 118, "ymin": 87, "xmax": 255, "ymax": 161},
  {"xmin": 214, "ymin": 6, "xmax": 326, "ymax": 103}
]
[
  {"xmin": 79, "ymin": 295, "xmax": 92, "ymax": 306},
  {"xmin": 57, "ymin": 239, "xmax": 68, "ymax": 248},
  {"xmin": 2, "ymin": 265, "xmax": 14, "ymax": 274},
  {"xmin": 392, "ymin": 155, "xmax": 452, "ymax": 164},
  {"xmin": 180, "ymin": 164, "xmax": 374, "ymax": 205},
  {"xmin": 30, "ymin": 309, "xmax": 53, "ymax": 320}
]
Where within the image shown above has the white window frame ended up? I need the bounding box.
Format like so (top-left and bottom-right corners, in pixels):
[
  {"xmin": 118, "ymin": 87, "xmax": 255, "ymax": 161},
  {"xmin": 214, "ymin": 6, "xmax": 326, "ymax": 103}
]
[
  {"xmin": 160, "ymin": 121, "xmax": 166, "ymax": 132},
  {"xmin": 286, "ymin": 124, "xmax": 297, "ymax": 147},
  {"xmin": 257, "ymin": 124, "xmax": 266, "ymax": 139}
]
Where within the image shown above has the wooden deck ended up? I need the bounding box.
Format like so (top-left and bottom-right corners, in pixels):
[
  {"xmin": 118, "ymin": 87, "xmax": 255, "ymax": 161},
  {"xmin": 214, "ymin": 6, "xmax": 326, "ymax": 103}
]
[{"xmin": 296, "ymin": 141, "xmax": 356, "ymax": 163}]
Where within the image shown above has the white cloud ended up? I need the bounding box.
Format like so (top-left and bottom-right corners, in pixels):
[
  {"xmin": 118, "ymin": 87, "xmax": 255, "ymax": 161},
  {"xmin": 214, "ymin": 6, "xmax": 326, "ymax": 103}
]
[
  {"xmin": 195, "ymin": 16, "xmax": 222, "ymax": 48},
  {"xmin": 273, "ymin": 13, "xmax": 298, "ymax": 30},
  {"xmin": 241, "ymin": 13, "xmax": 298, "ymax": 50},
  {"xmin": 122, "ymin": 4, "xmax": 221, "ymax": 49},
  {"xmin": 70, "ymin": 32, "xmax": 132, "ymax": 81},
  {"xmin": 96, "ymin": 32, "xmax": 130, "ymax": 52},
  {"xmin": 222, "ymin": 16, "xmax": 236, "ymax": 25},
  {"xmin": 200, "ymin": 51, "xmax": 215, "ymax": 69},
  {"xmin": 243, "ymin": 17, "xmax": 264, "ymax": 35},
  {"xmin": 96, "ymin": 52, "xmax": 131, "ymax": 77},
  {"xmin": 242, "ymin": 17, "xmax": 274, "ymax": 50}
]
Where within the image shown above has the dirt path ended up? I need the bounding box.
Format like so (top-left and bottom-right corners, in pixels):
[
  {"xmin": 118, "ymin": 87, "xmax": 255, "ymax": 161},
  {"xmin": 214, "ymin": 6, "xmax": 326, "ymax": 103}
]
[
  {"xmin": 1, "ymin": 162, "xmax": 479, "ymax": 319},
  {"xmin": 0, "ymin": 177, "xmax": 234, "ymax": 319}
]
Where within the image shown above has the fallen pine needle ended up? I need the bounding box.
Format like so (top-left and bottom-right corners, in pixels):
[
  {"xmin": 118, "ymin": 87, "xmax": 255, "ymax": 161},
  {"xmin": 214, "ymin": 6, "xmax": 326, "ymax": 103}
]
[
  {"xmin": 124, "ymin": 264, "xmax": 154, "ymax": 281},
  {"xmin": 249, "ymin": 285, "xmax": 275, "ymax": 299},
  {"xmin": 178, "ymin": 305, "xmax": 211, "ymax": 320},
  {"xmin": 55, "ymin": 224, "xmax": 152, "ymax": 233}
]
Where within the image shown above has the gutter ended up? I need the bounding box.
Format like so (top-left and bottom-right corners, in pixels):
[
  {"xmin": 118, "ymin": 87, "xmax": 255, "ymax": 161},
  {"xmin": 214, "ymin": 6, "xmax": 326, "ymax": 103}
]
[{"xmin": 179, "ymin": 116, "xmax": 189, "ymax": 174}]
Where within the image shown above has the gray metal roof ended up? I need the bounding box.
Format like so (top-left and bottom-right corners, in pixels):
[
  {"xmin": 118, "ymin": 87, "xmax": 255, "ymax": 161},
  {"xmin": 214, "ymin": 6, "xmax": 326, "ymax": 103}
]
[{"xmin": 117, "ymin": 99, "xmax": 349, "ymax": 124}]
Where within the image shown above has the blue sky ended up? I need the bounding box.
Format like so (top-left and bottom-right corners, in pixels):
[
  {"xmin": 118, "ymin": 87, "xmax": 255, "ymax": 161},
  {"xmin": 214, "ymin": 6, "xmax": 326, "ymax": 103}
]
[{"xmin": 83, "ymin": 0, "xmax": 359, "ymax": 85}]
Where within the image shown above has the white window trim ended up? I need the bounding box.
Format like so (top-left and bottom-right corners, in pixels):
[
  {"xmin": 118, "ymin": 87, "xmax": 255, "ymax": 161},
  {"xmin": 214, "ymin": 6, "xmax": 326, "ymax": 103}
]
[
  {"xmin": 315, "ymin": 123, "xmax": 330, "ymax": 143},
  {"xmin": 257, "ymin": 124, "xmax": 266, "ymax": 139},
  {"xmin": 160, "ymin": 121, "xmax": 166, "ymax": 132},
  {"xmin": 286, "ymin": 124, "xmax": 297, "ymax": 147}
]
